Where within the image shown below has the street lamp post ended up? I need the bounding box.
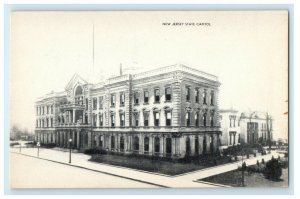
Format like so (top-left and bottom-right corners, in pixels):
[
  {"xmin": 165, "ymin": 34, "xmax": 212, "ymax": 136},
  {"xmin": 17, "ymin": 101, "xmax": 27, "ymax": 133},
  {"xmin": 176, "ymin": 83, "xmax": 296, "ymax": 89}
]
[
  {"xmin": 241, "ymin": 152, "xmax": 245, "ymax": 187},
  {"xmin": 69, "ymin": 138, "xmax": 72, "ymax": 164},
  {"xmin": 37, "ymin": 141, "xmax": 40, "ymax": 157}
]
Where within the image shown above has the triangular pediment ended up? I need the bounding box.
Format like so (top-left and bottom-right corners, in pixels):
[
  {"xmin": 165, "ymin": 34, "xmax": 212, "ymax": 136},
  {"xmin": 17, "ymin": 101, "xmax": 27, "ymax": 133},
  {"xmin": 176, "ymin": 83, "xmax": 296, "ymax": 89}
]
[{"xmin": 65, "ymin": 73, "xmax": 88, "ymax": 91}]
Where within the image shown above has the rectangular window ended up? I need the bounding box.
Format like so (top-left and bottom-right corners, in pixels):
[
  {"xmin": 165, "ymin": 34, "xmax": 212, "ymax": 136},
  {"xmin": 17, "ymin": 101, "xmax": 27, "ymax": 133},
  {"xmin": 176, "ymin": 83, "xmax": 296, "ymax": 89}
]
[
  {"xmin": 165, "ymin": 87, "xmax": 171, "ymax": 101},
  {"xmin": 186, "ymin": 112, "xmax": 190, "ymax": 127},
  {"xmin": 154, "ymin": 88, "xmax": 160, "ymax": 103},
  {"xmin": 99, "ymin": 96, "xmax": 103, "ymax": 109},
  {"xmin": 144, "ymin": 113, "xmax": 149, "ymax": 126},
  {"xmin": 210, "ymin": 91, "xmax": 214, "ymax": 105},
  {"xmin": 111, "ymin": 94, "xmax": 115, "ymax": 106},
  {"xmin": 93, "ymin": 114, "xmax": 97, "ymax": 127},
  {"xmin": 144, "ymin": 91, "xmax": 149, "ymax": 103},
  {"xmin": 93, "ymin": 98, "xmax": 97, "ymax": 110},
  {"xmin": 120, "ymin": 92, "xmax": 125, "ymax": 105},
  {"xmin": 134, "ymin": 114, "xmax": 139, "ymax": 126},
  {"xmin": 120, "ymin": 113, "xmax": 125, "ymax": 127},
  {"xmin": 85, "ymin": 99, "xmax": 88, "ymax": 110},
  {"xmin": 99, "ymin": 114, "xmax": 103, "ymax": 126},
  {"xmin": 186, "ymin": 86, "xmax": 191, "ymax": 101},
  {"xmin": 195, "ymin": 89, "xmax": 199, "ymax": 103},
  {"xmin": 134, "ymin": 92, "xmax": 139, "ymax": 104},
  {"xmin": 154, "ymin": 112, "xmax": 160, "ymax": 126},
  {"xmin": 166, "ymin": 112, "xmax": 172, "ymax": 126},
  {"xmin": 111, "ymin": 114, "xmax": 115, "ymax": 127}
]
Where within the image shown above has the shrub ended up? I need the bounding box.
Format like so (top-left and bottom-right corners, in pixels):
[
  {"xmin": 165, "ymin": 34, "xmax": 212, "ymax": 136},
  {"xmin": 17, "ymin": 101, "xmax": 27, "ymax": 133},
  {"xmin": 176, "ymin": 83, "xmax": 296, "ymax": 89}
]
[
  {"xmin": 263, "ymin": 158, "xmax": 282, "ymax": 181},
  {"xmin": 10, "ymin": 142, "xmax": 20, "ymax": 147},
  {"xmin": 84, "ymin": 148, "xmax": 107, "ymax": 155},
  {"xmin": 41, "ymin": 143, "xmax": 56, "ymax": 148}
]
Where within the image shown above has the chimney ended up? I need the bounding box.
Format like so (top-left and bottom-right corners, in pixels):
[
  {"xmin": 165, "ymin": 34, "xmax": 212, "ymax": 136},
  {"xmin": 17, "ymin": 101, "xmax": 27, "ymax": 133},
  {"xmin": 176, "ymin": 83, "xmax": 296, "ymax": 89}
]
[{"xmin": 120, "ymin": 63, "xmax": 123, "ymax": 76}]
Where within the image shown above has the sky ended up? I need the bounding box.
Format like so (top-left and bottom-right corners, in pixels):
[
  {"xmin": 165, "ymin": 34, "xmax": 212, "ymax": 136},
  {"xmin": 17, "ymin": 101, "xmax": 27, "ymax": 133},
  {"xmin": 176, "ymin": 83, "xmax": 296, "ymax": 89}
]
[{"xmin": 10, "ymin": 11, "xmax": 288, "ymax": 139}]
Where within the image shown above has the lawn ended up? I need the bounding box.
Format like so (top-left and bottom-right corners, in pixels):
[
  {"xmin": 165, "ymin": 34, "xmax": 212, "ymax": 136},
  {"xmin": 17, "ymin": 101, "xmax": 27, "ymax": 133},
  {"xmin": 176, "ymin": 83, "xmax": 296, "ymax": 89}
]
[
  {"xmin": 89, "ymin": 154, "xmax": 212, "ymax": 175},
  {"xmin": 201, "ymin": 168, "xmax": 288, "ymax": 187}
]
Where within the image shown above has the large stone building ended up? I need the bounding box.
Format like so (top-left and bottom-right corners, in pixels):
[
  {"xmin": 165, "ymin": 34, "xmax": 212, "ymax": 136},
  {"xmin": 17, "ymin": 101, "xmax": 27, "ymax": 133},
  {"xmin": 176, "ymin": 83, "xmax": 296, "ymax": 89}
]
[
  {"xmin": 35, "ymin": 64, "xmax": 221, "ymax": 158},
  {"xmin": 219, "ymin": 108, "xmax": 273, "ymax": 146}
]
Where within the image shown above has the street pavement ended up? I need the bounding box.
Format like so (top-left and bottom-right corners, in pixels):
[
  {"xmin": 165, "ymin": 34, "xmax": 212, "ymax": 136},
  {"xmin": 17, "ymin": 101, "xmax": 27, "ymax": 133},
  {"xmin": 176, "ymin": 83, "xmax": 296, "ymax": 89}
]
[
  {"xmin": 9, "ymin": 145, "xmax": 283, "ymax": 188},
  {"xmin": 10, "ymin": 153, "xmax": 158, "ymax": 188}
]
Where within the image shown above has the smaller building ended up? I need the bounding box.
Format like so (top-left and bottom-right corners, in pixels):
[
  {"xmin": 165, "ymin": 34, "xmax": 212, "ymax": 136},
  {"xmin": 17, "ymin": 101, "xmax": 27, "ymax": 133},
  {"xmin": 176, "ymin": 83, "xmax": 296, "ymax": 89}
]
[{"xmin": 219, "ymin": 108, "xmax": 273, "ymax": 146}]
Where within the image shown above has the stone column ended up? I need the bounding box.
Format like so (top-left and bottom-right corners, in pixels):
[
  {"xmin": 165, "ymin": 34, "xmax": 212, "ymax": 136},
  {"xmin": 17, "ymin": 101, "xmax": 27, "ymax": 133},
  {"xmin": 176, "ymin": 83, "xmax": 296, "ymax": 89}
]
[
  {"xmin": 206, "ymin": 134, "xmax": 211, "ymax": 153},
  {"xmin": 233, "ymin": 133, "xmax": 236, "ymax": 145},
  {"xmin": 87, "ymin": 131, "xmax": 91, "ymax": 148},
  {"xmin": 149, "ymin": 111, "xmax": 154, "ymax": 126},
  {"xmin": 52, "ymin": 132, "xmax": 55, "ymax": 143},
  {"xmin": 179, "ymin": 136, "xmax": 186, "ymax": 158},
  {"xmin": 77, "ymin": 131, "xmax": 80, "ymax": 149},
  {"xmin": 171, "ymin": 137, "xmax": 176, "ymax": 156},
  {"xmin": 190, "ymin": 135, "xmax": 195, "ymax": 156},
  {"xmin": 161, "ymin": 110, "xmax": 165, "ymax": 127},
  {"xmin": 213, "ymin": 134, "xmax": 218, "ymax": 153},
  {"xmin": 198, "ymin": 134, "xmax": 204, "ymax": 155},
  {"xmin": 72, "ymin": 131, "xmax": 75, "ymax": 148},
  {"xmin": 124, "ymin": 134, "xmax": 128, "ymax": 152},
  {"xmin": 73, "ymin": 109, "xmax": 76, "ymax": 123},
  {"xmin": 159, "ymin": 136, "xmax": 164, "ymax": 157},
  {"xmin": 149, "ymin": 136, "xmax": 153, "ymax": 155},
  {"xmin": 140, "ymin": 134, "xmax": 144, "ymax": 154}
]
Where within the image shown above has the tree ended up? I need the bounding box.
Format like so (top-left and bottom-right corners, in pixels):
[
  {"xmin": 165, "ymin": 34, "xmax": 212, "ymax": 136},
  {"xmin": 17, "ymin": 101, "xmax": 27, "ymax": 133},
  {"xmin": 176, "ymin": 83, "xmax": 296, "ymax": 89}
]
[{"xmin": 263, "ymin": 157, "xmax": 282, "ymax": 181}]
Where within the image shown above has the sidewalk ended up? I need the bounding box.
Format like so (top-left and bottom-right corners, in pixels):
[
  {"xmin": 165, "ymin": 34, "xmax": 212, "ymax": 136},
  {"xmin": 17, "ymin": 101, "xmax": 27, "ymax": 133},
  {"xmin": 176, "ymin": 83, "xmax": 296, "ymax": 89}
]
[{"xmin": 10, "ymin": 147, "xmax": 219, "ymax": 188}]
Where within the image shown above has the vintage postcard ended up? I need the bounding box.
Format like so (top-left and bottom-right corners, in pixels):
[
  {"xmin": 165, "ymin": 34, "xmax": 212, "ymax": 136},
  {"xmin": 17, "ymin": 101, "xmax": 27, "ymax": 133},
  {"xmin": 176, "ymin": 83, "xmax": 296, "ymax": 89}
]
[{"xmin": 9, "ymin": 11, "xmax": 288, "ymax": 189}]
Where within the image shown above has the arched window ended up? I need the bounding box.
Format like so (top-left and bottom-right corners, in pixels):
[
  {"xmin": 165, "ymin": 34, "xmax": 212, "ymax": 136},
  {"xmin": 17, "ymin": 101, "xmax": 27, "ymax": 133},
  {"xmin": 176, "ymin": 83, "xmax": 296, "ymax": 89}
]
[
  {"xmin": 186, "ymin": 112, "xmax": 191, "ymax": 127},
  {"xmin": 120, "ymin": 136, "xmax": 125, "ymax": 150},
  {"xmin": 203, "ymin": 136, "xmax": 207, "ymax": 154},
  {"xmin": 166, "ymin": 137, "xmax": 172, "ymax": 155},
  {"xmin": 210, "ymin": 115, "xmax": 214, "ymax": 127},
  {"xmin": 111, "ymin": 136, "xmax": 115, "ymax": 149},
  {"xmin": 203, "ymin": 113, "xmax": 207, "ymax": 127},
  {"xmin": 75, "ymin": 86, "xmax": 83, "ymax": 95},
  {"xmin": 99, "ymin": 135, "xmax": 103, "ymax": 147},
  {"xmin": 144, "ymin": 137, "xmax": 149, "ymax": 152},
  {"xmin": 154, "ymin": 137, "xmax": 160, "ymax": 153},
  {"xmin": 186, "ymin": 137, "xmax": 191, "ymax": 156},
  {"xmin": 133, "ymin": 136, "xmax": 139, "ymax": 151},
  {"xmin": 83, "ymin": 133, "xmax": 88, "ymax": 145}
]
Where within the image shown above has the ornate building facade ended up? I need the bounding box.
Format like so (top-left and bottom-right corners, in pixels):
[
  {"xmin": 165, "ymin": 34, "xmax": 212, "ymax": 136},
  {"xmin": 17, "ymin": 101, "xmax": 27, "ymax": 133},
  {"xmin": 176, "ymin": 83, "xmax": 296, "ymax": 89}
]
[
  {"xmin": 219, "ymin": 108, "xmax": 273, "ymax": 146},
  {"xmin": 35, "ymin": 64, "xmax": 221, "ymax": 158}
]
